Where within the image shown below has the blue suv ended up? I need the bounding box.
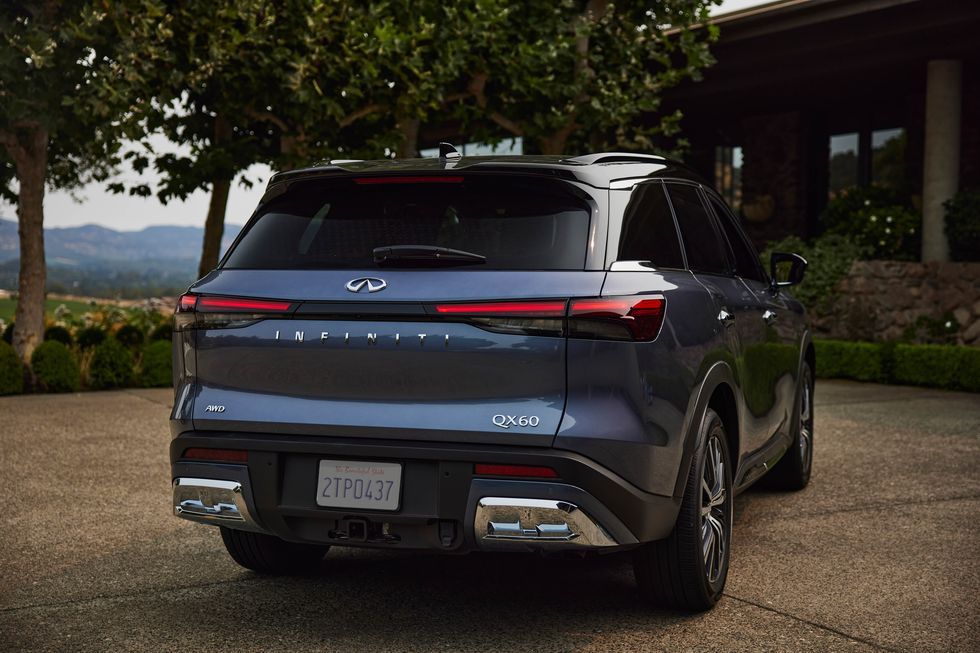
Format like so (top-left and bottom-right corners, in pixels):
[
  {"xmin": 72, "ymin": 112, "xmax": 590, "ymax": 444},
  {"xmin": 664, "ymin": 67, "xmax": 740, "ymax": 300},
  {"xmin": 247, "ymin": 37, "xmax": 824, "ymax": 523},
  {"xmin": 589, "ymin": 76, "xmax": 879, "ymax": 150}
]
[{"xmin": 170, "ymin": 150, "xmax": 813, "ymax": 611}]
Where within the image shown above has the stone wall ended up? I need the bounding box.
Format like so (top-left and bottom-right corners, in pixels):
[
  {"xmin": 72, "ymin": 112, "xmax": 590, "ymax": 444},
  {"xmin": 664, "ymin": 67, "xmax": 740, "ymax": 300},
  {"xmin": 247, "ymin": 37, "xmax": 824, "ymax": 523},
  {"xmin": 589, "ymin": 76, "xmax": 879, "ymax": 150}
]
[{"xmin": 812, "ymin": 261, "xmax": 980, "ymax": 345}]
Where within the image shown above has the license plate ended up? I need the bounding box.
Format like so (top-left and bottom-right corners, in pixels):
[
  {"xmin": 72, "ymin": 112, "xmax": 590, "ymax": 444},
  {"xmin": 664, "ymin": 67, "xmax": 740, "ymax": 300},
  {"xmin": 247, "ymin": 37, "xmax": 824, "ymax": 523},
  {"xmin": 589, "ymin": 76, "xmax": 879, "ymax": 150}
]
[{"xmin": 316, "ymin": 460, "xmax": 402, "ymax": 511}]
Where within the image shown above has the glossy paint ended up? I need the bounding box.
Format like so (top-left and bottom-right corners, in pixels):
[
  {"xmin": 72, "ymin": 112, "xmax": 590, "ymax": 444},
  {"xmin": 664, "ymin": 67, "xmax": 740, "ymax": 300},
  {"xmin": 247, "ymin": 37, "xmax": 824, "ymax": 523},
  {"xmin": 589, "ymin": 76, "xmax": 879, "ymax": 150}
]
[{"xmin": 172, "ymin": 159, "xmax": 810, "ymax": 520}]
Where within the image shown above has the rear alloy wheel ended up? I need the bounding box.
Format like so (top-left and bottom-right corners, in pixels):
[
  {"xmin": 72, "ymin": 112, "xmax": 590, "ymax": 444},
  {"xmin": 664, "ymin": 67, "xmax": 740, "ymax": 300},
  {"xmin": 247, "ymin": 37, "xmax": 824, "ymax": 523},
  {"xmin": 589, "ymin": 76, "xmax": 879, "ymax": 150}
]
[
  {"xmin": 220, "ymin": 527, "xmax": 330, "ymax": 574},
  {"xmin": 633, "ymin": 408, "xmax": 733, "ymax": 611},
  {"xmin": 764, "ymin": 361, "xmax": 814, "ymax": 491}
]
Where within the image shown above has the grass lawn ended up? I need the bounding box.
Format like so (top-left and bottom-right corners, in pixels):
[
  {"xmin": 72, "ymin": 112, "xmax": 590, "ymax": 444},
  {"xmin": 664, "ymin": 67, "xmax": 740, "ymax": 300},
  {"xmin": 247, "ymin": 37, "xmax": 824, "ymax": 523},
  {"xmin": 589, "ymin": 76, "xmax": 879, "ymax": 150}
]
[{"xmin": 0, "ymin": 297, "xmax": 108, "ymax": 324}]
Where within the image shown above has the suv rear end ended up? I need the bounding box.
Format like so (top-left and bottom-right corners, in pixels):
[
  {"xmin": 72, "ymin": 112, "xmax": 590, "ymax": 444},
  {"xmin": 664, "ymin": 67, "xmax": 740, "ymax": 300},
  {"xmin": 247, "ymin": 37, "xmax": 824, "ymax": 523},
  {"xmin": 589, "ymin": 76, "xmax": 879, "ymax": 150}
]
[{"xmin": 170, "ymin": 152, "xmax": 810, "ymax": 611}]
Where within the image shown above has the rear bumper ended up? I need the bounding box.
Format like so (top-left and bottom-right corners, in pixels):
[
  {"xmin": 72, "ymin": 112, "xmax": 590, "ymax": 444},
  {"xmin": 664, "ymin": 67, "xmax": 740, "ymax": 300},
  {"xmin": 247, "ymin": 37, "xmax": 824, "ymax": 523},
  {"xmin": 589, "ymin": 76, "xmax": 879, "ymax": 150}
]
[{"xmin": 169, "ymin": 431, "xmax": 681, "ymax": 552}]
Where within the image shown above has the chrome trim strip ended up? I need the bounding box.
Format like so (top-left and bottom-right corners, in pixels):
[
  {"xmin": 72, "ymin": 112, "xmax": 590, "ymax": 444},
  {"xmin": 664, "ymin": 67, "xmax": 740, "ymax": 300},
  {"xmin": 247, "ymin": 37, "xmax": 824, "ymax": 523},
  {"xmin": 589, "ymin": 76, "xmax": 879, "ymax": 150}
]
[
  {"xmin": 474, "ymin": 497, "xmax": 617, "ymax": 549},
  {"xmin": 173, "ymin": 477, "xmax": 262, "ymax": 532}
]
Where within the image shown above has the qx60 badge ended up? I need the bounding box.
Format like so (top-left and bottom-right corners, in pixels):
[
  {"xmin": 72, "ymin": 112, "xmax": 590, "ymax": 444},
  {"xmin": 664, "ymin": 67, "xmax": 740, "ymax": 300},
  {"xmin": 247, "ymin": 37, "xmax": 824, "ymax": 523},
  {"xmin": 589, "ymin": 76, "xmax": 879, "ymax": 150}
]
[{"xmin": 346, "ymin": 277, "xmax": 387, "ymax": 293}]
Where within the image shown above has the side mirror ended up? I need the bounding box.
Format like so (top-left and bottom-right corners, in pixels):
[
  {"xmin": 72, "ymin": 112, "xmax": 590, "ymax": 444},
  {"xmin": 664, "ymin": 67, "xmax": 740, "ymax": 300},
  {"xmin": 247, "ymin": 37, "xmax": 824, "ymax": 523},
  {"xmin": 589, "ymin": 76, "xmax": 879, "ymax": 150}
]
[{"xmin": 769, "ymin": 252, "xmax": 807, "ymax": 289}]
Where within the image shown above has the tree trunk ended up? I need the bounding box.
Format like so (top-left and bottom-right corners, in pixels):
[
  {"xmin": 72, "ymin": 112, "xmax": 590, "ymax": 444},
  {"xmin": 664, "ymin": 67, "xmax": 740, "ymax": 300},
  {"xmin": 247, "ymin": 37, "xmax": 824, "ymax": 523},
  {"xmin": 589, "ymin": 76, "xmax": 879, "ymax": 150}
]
[
  {"xmin": 6, "ymin": 126, "xmax": 49, "ymax": 364},
  {"xmin": 395, "ymin": 114, "xmax": 420, "ymax": 158},
  {"xmin": 197, "ymin": 115, "xmax": 233, "ymax": 278},
  {"xmin": 197, "ymin": 177, "xmax": 232, "ymax": 278}
]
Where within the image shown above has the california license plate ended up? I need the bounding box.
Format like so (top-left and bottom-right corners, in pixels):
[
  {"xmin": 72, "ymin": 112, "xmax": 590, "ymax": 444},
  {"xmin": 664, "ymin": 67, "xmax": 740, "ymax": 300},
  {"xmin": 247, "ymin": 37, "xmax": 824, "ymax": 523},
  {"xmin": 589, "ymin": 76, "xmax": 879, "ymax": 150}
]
[{"xmin": 316, "ymin": 460, "xmax": 402, "ymax": 511}]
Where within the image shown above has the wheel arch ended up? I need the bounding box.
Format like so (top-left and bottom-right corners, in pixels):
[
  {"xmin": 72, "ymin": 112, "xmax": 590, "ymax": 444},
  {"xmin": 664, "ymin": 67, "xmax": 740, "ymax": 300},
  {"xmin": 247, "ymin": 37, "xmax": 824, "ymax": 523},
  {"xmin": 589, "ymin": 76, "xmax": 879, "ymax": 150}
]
[{"xmin": 671, "ymin": 360, "xmax": 740, "ymax": 498}]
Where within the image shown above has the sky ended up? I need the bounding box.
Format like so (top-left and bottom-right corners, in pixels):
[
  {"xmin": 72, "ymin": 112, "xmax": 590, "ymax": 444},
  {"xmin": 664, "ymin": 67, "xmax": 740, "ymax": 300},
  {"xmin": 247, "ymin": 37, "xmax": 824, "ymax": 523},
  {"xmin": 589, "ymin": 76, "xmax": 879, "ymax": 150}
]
[{"xmin": 0, "ymin": 0, "xmax": 771, "ymax": 232}]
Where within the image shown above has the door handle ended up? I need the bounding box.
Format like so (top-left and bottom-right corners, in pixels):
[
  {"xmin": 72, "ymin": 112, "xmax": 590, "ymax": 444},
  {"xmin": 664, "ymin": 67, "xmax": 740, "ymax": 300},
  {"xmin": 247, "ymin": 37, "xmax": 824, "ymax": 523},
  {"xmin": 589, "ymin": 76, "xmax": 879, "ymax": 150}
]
[
  {"xmin": 763, "ymin": 309, "xmax": 778, "ymax": 325},
  {"xmin": 717, "ymin": 309, "xmax": 735, "ymax": 327}
]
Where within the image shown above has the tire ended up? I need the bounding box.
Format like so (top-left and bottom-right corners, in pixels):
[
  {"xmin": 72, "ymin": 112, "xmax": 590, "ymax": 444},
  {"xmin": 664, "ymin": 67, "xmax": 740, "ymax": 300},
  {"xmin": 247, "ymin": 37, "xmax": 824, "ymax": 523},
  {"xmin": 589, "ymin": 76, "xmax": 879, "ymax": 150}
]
[
  {"xmin": 763, "ymin": 360, "xmax": 814, "ymax": 491},
  {"xmin": 220, "ymin": 527, "xmax": 330, "ymax": 574},
  {"xmin": 633, "ymin": 407, "xmax": 733, "ymax": 611}
]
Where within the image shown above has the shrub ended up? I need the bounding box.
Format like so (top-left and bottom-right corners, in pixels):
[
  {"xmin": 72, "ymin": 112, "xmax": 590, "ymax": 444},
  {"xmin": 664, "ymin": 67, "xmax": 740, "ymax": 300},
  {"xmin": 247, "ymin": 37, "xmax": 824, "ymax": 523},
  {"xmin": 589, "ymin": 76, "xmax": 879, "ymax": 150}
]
[
  {"xmin": 2, "ymin": 322, "xmax": 13, "ymax": 344},
  {"xmin": 76, "ymin": 327, "xmax": 106, "ymax": 350},
  {"xmin": 139, "ymin": 340, "xmax": 173, "ymax": 387},
  {"xmin": 761, "ymin": 234, "xmax": 866, "ymax": 310},
  {"xmin": 814, "ymin": 340, "xmax": 886, "ymax": 383},
  {"xmin": 816, "ymin": 339, "xmax": 980, "ymax": 392},
  {"xmin": 30, "ymin": 341, "xmax": 80, "ymax": 393},
  {"xmin": 821, "ymin": 186, "xmax": 919, "ymax": 260},
  {"xmin": 150, "ymin": 322, "xmax": 173, "ymax": 341},
  {"xmin": 44, "ymin": 325, "xmax": 73, "ymax": 346},
  {"xmin": 0, "ymin": 340, "xmax": 23, "ymax": 395},
  {"xmin": 89, "ymin": 339, "xmax": 134, "ymax": 389},
  {"xmin": 114, "ymin": 324, "xmax": 145, "ymax": 349},
  {"xmin": 893, "ymin": 344, "xmax": 964, "ymax": 390},
  {"xmin": 943, "ymin": 188, "xmax": 980, "ymax": 262}
]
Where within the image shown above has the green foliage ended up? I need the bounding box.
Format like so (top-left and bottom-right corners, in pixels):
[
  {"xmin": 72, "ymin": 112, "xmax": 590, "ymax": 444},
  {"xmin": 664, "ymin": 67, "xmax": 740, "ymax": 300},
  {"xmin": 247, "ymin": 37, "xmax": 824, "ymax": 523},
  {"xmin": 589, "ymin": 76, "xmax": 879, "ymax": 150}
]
[
  {"xmin": 44, "ymin": 325, "xmax": 73, "ymax": 346},
  {"xmin": 150, "ymin": 322, "xmax": 173, "ymax": 341},
  {"xmin": 0, "ymin": 339, "xmax": 23, "ymax": 395},
  {"xmin": 943, "ymin": 188, "xmax": 980, "ymax": 262},
  {"xmin": 814, "ymin": 340, "xmax": 886, "ymax": 383},
  {"xmin": 901, "ymin": 313, "xmax": 960, "ymax": 345},
  {"xmin": 76, "ymin": 327, "xmax": 106, "ymax": 350},
  {"xmin": 760, "ymin": 234, "xmax": 866, "ymax": 310},
  {"xmin": 89, "ymin": 339, "xmax": 134, "ymax": 389},
  {"xmin": 821, "ymin": 187, "xmax": 919, "ymax": 260},
  {"xmin": 893, "ymin": 344, "xmax": 980, "ymax": 393},
  {"xmin": 114, "ymin": 324, "xmax": 145, "ymax": 349},
  {"xmin": 815, "ymin": 340, "xmax": 980, "ymax": 392},
  {"xmin": 30, "ymin": 341, "xmax": 80, "ymax": 393},
  {"xmin": 2, "ymin": 321, "xmax": 11, "ymax": 344},
  {"xmin": 139, "ymin": 340, "xmax": 173, "ymax": 387}
]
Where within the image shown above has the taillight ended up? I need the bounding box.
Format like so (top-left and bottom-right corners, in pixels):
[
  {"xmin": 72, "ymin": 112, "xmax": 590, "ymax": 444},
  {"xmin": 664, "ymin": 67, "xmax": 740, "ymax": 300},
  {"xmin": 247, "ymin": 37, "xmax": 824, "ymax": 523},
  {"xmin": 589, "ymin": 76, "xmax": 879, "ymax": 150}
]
[
  {"xmin": 432, "ymin": 296, "xmax": 665, "ymax": 341},
  {"xmin": 568, "ymin": 296, "xmax": 666, "ymax": 341},
  {"xmin": 474, "ymin": 463, "xmax": 558, "ymax": 478},
  {"xmin": 430, "ymin": 299, "xmax": 567, "ymax": 337},
  {"xmin": 433, "ymin": 301, "xmax": 566, "ymax": 317},
  {"xmin": 174, "ymin": 293, "xmax": 294, "ymax": 331}
]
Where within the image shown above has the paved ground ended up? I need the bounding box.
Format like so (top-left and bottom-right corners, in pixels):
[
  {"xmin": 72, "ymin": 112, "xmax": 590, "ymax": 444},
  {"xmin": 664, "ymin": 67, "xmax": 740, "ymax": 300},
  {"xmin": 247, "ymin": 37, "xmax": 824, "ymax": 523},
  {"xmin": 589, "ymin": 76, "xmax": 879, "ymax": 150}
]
[{"xmin": 0, "ymin": 381, "xmax": 978, "ymax": 652}]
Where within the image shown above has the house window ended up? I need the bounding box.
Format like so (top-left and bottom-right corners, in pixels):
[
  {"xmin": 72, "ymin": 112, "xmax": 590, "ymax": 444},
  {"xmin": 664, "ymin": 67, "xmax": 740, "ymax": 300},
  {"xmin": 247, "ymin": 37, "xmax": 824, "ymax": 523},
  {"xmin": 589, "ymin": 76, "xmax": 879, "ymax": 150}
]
[
  {"xmin": 828, "ymin": 127, "xmax": 907, "ymax": 199},
  {"xmin": 871, "ymin": 128, "xmax": 906, "ymax": 189},
  {"xmin": 714, "ymin": 146, "xmax": 743, "ymax": 211},
  {"xmin": 829, "ymin": 132, "xmax": 859, "ymax": 198}
]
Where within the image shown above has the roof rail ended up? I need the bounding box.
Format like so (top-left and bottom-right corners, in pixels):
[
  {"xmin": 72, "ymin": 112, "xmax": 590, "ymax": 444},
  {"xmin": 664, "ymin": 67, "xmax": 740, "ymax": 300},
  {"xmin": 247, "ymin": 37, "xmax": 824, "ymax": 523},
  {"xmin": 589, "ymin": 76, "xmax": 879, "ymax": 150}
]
[{"xmin": 561, "ymin": 152, "xmax": 666, "ymax": 166}]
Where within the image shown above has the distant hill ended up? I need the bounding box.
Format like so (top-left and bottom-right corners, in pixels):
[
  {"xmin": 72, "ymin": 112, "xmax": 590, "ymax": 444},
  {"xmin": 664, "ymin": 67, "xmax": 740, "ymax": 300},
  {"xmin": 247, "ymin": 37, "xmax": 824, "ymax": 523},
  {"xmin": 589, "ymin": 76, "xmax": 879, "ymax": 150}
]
[
  {"xmin": 0, "ymin": 217, "xmax": 242, "ymax": 266},
  {"xmin": 0, "ymin": 218, "xmax": 243, "ymax": 298}
]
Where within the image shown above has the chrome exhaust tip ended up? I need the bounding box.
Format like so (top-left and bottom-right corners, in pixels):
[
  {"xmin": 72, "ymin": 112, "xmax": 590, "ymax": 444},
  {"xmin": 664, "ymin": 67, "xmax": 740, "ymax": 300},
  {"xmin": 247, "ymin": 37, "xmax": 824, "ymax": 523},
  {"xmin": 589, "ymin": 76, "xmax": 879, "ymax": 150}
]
[
  {"xmin": 474, "ymin": 497, "xmax": 617, "ymax": 550},
  {"xmin": 173, "ymin": 477, "xmax": 261, "ymax": 532}
]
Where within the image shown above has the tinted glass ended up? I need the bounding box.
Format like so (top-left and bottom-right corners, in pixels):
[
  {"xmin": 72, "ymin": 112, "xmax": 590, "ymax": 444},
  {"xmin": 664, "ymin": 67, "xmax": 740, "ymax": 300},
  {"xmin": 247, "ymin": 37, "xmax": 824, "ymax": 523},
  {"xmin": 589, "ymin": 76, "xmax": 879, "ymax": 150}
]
[
  {"xmin": 706, "ymin": 193, "xmax": 766, "ymax": 283},
  {"xmin": 667, "ymin": 184, "xmax": 731, "ymax": 275},
  {"xmin": 618, "ymin": 182, "xmax": 685, "ymax": 269},
  {"xmin": 224, "ymin": 176, "xmax": 592, "ymax": 270}
]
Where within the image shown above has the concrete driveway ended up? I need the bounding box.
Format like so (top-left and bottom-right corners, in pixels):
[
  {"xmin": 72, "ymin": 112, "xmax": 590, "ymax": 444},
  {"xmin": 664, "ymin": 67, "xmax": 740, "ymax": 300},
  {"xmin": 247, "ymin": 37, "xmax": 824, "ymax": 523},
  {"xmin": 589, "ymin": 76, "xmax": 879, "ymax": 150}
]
[{"xmin": 1, "ymin": 381, "xmax": 978, "ymax": 652}]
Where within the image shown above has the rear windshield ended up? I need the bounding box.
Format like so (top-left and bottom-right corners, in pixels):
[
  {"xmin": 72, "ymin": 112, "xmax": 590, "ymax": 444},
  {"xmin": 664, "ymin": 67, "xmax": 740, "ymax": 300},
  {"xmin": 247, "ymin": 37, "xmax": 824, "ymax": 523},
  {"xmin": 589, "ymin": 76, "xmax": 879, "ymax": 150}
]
[{"xmin": 223, "ymin": 175, "xmax": 593, "ymax": 270}]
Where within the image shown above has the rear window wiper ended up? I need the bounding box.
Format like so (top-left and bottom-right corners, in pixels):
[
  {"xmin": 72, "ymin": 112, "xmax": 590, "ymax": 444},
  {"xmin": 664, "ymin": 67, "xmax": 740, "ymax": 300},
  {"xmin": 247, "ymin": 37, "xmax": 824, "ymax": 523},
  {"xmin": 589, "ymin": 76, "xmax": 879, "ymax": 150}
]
[{"xmin": 373, "ymin": 245, "xmax": 486, "ymax": 267}]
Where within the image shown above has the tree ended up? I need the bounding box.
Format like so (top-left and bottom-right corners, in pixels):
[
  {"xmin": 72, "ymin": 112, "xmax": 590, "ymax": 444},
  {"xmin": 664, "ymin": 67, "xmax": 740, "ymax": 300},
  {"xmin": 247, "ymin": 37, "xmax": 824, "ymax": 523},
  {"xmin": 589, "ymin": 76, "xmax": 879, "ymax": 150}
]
[
  {"xmin": 117, "ymin": 1, "xmax": 386, "ymax": 277},
  {"xmin": 0, "ymin": 1, "xmax": 166, "ymax": 363},
  {"xmin": 463, "ymin": 0, "xmax": 719, "ymax": 154}
]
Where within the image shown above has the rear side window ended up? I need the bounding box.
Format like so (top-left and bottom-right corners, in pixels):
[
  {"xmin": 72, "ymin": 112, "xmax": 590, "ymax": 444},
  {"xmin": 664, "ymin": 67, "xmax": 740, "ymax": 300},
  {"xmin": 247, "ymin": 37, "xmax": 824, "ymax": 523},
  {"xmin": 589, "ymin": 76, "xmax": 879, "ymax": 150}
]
[
  {"xmin": 706, "ymin": 193, "xmax": 767, "ymax": 283},
  {"xmin": 223, "ymin": 176, "xmax": 592, "ymax": 270},
  {"xmin": 666, "ymin": 183, "xmax": 731, "ymax": 276},
  {"xmin": 618, "ymin": 182, "xmax": 685, "ymax": 269}
]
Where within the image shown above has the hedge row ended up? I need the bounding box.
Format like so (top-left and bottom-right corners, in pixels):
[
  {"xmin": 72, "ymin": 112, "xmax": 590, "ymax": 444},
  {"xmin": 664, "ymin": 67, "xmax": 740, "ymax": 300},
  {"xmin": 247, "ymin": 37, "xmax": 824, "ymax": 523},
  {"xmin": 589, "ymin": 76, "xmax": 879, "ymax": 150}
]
[
  {"xmin": 815, "ymin": 340, "xmax": 980, "ymax": 392},
  {"xmin": 0, "ymin": 339, "xmax": 172, "ymax": 395}
]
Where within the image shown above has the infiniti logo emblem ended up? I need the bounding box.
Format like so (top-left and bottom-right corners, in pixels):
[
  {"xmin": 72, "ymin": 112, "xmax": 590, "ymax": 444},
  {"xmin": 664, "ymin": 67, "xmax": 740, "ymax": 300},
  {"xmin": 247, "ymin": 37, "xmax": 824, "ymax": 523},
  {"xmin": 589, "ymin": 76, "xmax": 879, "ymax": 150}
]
[{"xmin": 346, "ymin": 277, "xmax": 387, "ymax": 293}]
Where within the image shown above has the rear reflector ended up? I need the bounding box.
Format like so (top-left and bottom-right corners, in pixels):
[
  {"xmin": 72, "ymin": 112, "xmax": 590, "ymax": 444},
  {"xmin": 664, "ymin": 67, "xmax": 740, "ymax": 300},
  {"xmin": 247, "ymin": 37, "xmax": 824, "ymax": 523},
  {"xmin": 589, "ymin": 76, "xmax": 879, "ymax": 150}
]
[
  {"xmin": 434, "ymin": 300, "xmax": 567, "ymax": 317},
  {"xmin": 182, "ymin": 448, "xmax": 249, "ymax": 463},
  {"xmin": 196, "ymin": 297, "xmax": 293, "ymax": 312},
  {"xmin": 354, "ymin": 176, "xmax": 464, "ymax": 185},
  {"xmin": 474, "ymin": 463, "xmax": 559, "ymax": 478}
]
